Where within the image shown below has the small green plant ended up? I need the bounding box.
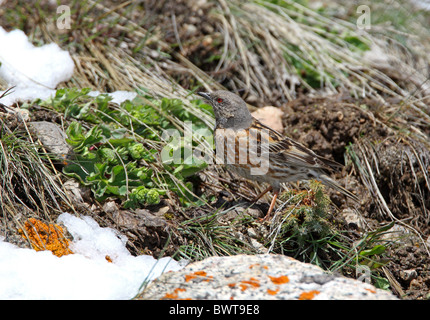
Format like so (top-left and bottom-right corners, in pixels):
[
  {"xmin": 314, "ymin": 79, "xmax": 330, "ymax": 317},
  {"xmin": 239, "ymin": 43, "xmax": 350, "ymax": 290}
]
[
  {"xmin": 329, "ymin": 220, "xmax": 395, "ymax": 290},
  {"xmin": 268, "ymin": 181, "xmax": 338, "ymax": 266},
  {"xmin": 124, "ymin": 186, "xmax": 162, "ymax": 208},
  {"xmin": 353, "ymin": 222, "xmax": 394, "ymax": 290},
  {"xmin": 39, "ymin": 88, "xmax": 213, "ymax": 208},
  {"xmin": 268, "ymin": 181, "xmax": 394, "ymax": 288}
]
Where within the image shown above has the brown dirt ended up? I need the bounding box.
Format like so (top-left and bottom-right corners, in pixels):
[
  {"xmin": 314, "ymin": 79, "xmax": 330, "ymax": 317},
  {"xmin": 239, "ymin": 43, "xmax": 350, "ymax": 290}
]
[
  {"xmin": 388, "ymin": 246, "xmax": 430, "ymax": 299},
  {"xmin": 279, "ymin": 93, "xmax": 430, "ymax": 299}
]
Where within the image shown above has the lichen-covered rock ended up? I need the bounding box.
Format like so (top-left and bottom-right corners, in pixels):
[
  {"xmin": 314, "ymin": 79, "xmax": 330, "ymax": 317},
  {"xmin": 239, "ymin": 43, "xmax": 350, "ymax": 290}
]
[{"xmin": 136, "ymin": 254, "xmax": 397, "ymax": 300}]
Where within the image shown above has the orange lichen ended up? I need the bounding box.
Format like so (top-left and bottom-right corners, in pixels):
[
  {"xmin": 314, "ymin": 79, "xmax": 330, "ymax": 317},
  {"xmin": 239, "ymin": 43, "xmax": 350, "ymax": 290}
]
[
  {"xmin": 239, "ymin": 284, "xmax": 248, "ymax": 291},
  {"xmin": 163, "ymin": 292, "xmax": 178, "ymax": 299},
  {"xmin": 298, "ymin": 290, "xmax": 320, "ymax": 300},
  {"xmin": 231, "ymin": 278, "xmax": 260, "ymax": 291},
  {"xmin": 18, "ymin": 218, "xmax": 73, "ymax": 257},
  {"xmin": 268, "ymin": 275, "xmax": 290, "ymax": 285},
  {"xmin": 249, "ymin": 263, "xmax": 269, "ymax": 270},
  {"xmin": 105, "ymin": 255, "xmax": 113, "ymax": 263},
  {"xmin": 365, "ymin": 288, "xmax": 376, "ymax": 294},
  {"xmin": 185, "ymin": 270, "xmax": 210, "ymax": 282},
  {"xmin": 267, "ymin": 288, "xmax": 280, "ymax": 295},
  {"xmin": 204, "ymin": 275, "xmax": 214, "ymax": 282},
  {"xmin": 242, "ymin": 277, "xmax": 260, "ymax": 288},
  {"xmin": 162, "ymin": 287, "xmax": 187, "ymax": 299}
]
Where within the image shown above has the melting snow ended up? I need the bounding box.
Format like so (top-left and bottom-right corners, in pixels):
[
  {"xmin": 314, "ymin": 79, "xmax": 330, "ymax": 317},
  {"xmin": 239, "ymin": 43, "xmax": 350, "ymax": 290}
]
[{"xmin": 0, "ymin": 213, "xmax": 185, "ymax": 299}]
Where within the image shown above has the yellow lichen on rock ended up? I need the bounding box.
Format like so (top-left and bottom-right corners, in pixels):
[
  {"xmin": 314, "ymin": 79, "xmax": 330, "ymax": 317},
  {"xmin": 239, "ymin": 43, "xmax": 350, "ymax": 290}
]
[{"xmin": 18, "ymin": 218, "xmax": 73, "ymax": 257}]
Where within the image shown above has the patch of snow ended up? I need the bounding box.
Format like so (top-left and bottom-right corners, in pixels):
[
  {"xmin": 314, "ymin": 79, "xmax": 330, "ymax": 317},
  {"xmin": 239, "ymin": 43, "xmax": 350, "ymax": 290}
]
[
  {"xmin": 413, "ymin": 0, "xmax": 430, "ymax": 10},
  {"xmin": 88, "ymin": 90, "xmax": 138, "ymax": 104},
  {"xmin": 0, "ymin": 213, "xmax": 185, "ymax": 300},
  {"xmin": 0, "ymin": 27, "xmax": 74, "ymax": 106}
]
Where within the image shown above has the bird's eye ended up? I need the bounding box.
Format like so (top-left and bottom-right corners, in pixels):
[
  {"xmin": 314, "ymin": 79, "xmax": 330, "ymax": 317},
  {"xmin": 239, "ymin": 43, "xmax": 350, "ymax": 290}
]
[{"xmin": 217, "ymin": 98, "xmax": 223, "ymax": 103}]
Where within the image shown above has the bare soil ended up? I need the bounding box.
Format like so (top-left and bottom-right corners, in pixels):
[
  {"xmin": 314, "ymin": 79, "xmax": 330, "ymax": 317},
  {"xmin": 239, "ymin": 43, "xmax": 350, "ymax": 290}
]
[{"xmin": 279, "ymin": 94, "xmax": 430, "ymax": 299}]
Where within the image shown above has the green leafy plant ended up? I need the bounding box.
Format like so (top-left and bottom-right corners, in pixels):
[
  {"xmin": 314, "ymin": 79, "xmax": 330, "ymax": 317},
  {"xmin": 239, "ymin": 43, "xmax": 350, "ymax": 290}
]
[
  {"xmin": 43, "ymin": 88, "xmax": 213, "ymax": 208},
  {"xmin": 124, "ymin": 186, "xmax": 162, "ymax": 208}
]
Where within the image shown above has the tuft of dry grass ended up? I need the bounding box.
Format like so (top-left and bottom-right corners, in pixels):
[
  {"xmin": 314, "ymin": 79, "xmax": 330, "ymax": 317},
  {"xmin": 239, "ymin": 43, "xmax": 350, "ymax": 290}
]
[
  {"xmin": 347, "ymin": 137, "xmax": 430, "ymax": 254},
  {"xmin": 206, "ymin": 0, "xmax": 430, "ymax": 143},
  {"xmin": 0, "ymin": 115, "xmax": 77, "ymax": 246}
]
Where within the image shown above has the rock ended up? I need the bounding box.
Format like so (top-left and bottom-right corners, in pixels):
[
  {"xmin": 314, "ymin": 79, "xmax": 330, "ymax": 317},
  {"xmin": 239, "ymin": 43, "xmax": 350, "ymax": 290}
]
[
  {"xmin": 112, "ymin": 208, "xmax": 168, "ymax": 229},
  {"xmin": 218, "ymin": 205, "xmax": 263, "ymax": 222},
  {"xmin": 249, "ymin": 239, "xmax": 268, "ymax": 254},
  {"xmin": 137, "ymin": 209, "xmax": 169, "ymax": 228},
  {"xmin": 103, "ymin": 201, "xmax": 120, "ymax": 214},
  {"xmin": 251, "ymin": 106, "xmax": 284, "ymax": 133},
  {"xmin": 29, "ymin": 121, "xmax": 73, "ymax": 163},
  {"xmin": 247, "ymin": 227, "xmax": 258, "ymax": 239},
  {"xmin": 400, "ymin": 269, "xmax": 417, "ymax": 283},
  {"xmin": 341, "ymin": 208, "xmax": 365, "ymax": 230},
  {"xmin": 245, "ymin": 207, "xmax": 263, "ymax": 219},
  {"xmin": 183, "ymin": 24, "xmax": 198, "ymax": 37},
  {"xmin": 136, "ymin": 254, "xmax": 397, "ymax": 300},
  {"xmin": 63, "ymin": 179, "xmax": 92, "ymax": 205}
]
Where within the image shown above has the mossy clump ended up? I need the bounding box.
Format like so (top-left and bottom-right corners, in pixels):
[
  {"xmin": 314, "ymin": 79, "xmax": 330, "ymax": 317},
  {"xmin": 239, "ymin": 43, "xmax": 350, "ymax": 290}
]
[{"xmin": 271, "ymin": 180, "xmax": 339, "ymax": 264}]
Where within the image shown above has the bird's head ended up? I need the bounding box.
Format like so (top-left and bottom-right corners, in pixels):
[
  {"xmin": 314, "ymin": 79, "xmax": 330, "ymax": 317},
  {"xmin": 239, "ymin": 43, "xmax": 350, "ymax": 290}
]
[{"xmin": 197, "ymin": 90, "xmax": 253, "ymax": 129}]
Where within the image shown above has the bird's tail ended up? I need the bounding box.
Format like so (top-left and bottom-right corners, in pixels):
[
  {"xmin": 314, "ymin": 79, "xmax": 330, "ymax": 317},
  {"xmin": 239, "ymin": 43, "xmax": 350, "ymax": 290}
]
[{"xmin": 319, "ymin": 174, "xmax": 359, "ymax": 203}]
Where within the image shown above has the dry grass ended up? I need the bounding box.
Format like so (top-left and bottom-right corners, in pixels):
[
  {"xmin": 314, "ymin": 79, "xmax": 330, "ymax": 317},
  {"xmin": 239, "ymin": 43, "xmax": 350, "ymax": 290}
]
[
  {"xmin": 347, "ymin": 138, "xmax": 430, "ymax": 254},
  {"xmin": 0, "ymin": 115, "xmax": 76, "ymax": 244},
  {"xmin": 213, "ymin": 1, "xmax": 430, "ymax": 141}
]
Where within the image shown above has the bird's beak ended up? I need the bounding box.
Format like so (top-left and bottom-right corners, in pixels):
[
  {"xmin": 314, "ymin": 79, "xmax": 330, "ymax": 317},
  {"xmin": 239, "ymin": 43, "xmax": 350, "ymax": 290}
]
[{"xmin": 197, "ymin": 92, "xmax": 211, "ymax": 101}]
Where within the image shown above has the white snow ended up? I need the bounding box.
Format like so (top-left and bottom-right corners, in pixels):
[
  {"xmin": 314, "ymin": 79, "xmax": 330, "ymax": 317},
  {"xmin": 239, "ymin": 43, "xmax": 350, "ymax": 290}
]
[
  {"xmin": 88, "ymin": 90, "xmax": 138, "ymax": 104},
  {"xmin": 0, "ymin": 27, "xmax": 74, "ymax": 106},
  {"xmin": 0, "ymin": 213, "xmax": 185, "ymax": 300},
  {"xmin": 413, "ymin": 0, "xmax": 430, "ymax": 10},
  {"xmin": 0, "ymin": 26, "xmax": 183, "ymax": 300},
  {"xmin": 0, "ymin": 26, "xmax": 139, "ymax": 108}
]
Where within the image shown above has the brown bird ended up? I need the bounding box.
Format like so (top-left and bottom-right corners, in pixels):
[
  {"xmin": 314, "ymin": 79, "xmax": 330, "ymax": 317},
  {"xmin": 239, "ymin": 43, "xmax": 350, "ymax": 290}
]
[{"xmin": 198, "ymin": 90, "xmax": 358, "ymax": 220}]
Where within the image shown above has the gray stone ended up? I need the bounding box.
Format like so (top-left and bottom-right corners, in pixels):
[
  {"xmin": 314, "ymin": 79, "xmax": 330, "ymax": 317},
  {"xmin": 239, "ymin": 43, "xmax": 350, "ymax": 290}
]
[
  {"xmin": 29, "ymin": 121, "xmax": 73, "ymax": 162},
  {"xmin": 341, "ymin": 208, "xmax": 366, "ymax": 229},
  {"xmin": 399, "ymin": 269, "xmax": 417, "ymax": 282},
  {"xmin": 136, "ymin": 254, "xmax": 397, "ymax": 300}
]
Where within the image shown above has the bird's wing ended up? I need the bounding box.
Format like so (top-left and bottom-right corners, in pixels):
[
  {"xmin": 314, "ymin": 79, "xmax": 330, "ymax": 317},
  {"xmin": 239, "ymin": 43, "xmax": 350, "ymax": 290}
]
[{"xmin": 251, "ymin": 118, "xmax": 342, "ymax": 171}]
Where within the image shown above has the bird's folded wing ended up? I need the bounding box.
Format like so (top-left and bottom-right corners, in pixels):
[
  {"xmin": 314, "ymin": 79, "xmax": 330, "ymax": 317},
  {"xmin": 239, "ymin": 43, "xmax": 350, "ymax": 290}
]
[
  {"xmin": 251, "ymin": 118, "xmax": 343, "ymax": 171},
  {"xmin": 269, "ymin": 136, "xmax": 342, "ymax": 171}
]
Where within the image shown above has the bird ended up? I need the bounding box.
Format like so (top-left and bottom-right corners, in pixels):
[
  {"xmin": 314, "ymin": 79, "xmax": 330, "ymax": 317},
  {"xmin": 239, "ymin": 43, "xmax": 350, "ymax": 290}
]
[{"xmin": 197, "ymin": 90, "xmax": 359, "ymax": 220}]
